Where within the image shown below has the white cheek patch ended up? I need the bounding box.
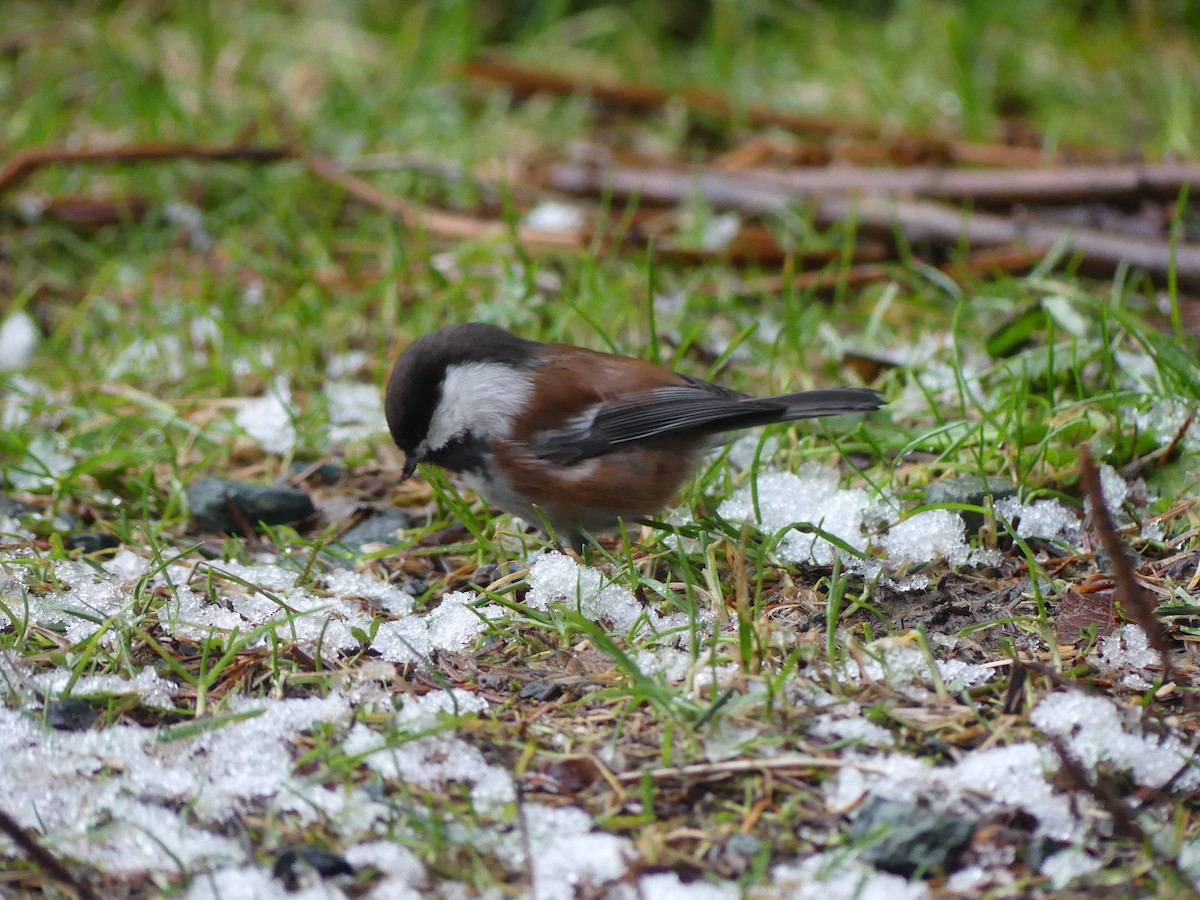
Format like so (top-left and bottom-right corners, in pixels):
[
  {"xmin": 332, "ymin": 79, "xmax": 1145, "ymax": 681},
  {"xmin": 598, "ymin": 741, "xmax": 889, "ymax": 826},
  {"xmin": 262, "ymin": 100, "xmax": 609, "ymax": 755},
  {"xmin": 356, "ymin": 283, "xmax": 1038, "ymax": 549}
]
[{"xmin": 423, "ymin": 361, "xmax": 534, "ymax": 452}]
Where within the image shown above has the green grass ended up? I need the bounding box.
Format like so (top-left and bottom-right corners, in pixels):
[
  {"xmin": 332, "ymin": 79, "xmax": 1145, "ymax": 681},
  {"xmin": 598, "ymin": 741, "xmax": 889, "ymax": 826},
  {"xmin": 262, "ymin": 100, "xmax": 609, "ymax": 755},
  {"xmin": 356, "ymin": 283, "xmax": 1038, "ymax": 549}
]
[{"xmin": 2, "ymin": 0, "xmax": 1200, "ymax": 897}]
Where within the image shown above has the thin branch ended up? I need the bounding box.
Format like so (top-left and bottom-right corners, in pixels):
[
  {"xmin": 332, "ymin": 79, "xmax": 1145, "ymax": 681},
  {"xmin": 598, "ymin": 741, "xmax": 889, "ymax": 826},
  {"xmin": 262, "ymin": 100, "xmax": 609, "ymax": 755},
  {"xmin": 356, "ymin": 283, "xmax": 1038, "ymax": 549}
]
[{"xmin": 0, "ymin": 143, "xmax": 288, "ymax": 195}]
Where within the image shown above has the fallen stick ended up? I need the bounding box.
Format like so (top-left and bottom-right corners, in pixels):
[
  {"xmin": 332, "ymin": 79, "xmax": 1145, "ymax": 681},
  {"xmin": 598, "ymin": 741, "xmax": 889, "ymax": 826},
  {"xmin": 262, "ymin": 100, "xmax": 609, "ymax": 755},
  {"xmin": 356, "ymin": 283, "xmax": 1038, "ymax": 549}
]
[
  {"xmin": 465, "ymin": 56, "xmax": 874, "ymax": 139},
  {"xmin": 735, "ymin": 243, "xmax": 1047, "ymax": 299},
  {"xmin": 548, "ymin": 162, "xmax": 1200, "ymax": 290},
  {"xmin": 466, "ymin": 57, "xmax": 1117, "ymax": 166},
  {"xmin": 735, "ymin": 163, "xmax": 1200, "ymax": 207},
  {"xmin": 302, "ymin": 149, "xmax": 583, "ymax": 249},
  {"xmin": 0, "ymin": 143, "xmax": 288, "ymax": 195}
]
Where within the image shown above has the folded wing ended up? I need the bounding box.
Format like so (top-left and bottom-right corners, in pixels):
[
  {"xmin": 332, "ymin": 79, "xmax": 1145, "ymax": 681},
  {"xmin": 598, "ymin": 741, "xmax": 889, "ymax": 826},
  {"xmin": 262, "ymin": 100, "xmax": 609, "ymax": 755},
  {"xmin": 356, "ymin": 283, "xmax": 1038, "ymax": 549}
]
[{"xmin": 533, "ymin": 384, "xmax": 882, "ymax": 464}]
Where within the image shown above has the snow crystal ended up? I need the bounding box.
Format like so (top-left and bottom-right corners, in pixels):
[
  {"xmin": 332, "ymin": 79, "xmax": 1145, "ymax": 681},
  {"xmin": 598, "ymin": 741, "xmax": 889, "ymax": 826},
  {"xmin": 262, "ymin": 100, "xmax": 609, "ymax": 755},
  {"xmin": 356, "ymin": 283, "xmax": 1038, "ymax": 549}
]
[
  {"xmin": 343, "ymin": 690, "xmax": 511, "ymax": 812},
  {"xmin": 517, "ymin": 803, "xmax": 631, "ymax": 900},
  {"xmin": 521, "ymin": 201, "xmax": 584, "ymax": 232},
  {"xmin": 1093, "ymin": 624, "xmax": 1162, "ymax": 689},
  {"xmin": 718, "ymin": 466, "xmax": 872, "ymax": 566},
  {"xmin": 810, "ymin": 714, "xmax": 894, "ymax": 747},
  {"xmin": 526, "ymin": 552, "xmax": 646, "ymax": 633},
  {"xmin": 1030, "ymin": 692, "xmax": 1199, "ymax": 791},
  {"xmin": 725, "ymin": 433, "xmax": 781, "ymax": 471},
  {"xmin": 107, "ymin": 335, "xmax": 186, "ymax": 380},
  {"xmin": 994, "ymin": 496, "xmax": 1080, "ymax": 543},
  {"xmin": 235, "ymin": 379, "xmax": 297, "ymax": 454},
  {"xmin": 0, "ymin": 309, "xmax": 39, "ymax": 370},
  {"xmin": 1097, "ymin": 464, "xmax": 1128, "ymax": 515},
  {"xmin": 323, "ymin": 568, "xmax": 415, "ymax": 616},
  {"xmin": 1040, "ymin": 847, "xmax": 1101, "ymax": 889},
  {"xmin": 757, "ymin": 854, "xmax": 931, "ymax": 900},
  {"xmin": 30, "ymin": 668, "xmax": 176, "ymax": 709},
  {"xmin": 631, "ymin": 871, "xmax": 739, "ymax": 900},
  {"xmin": 185, "ymin": 866, "xmax": 339, "ymax": 900},
  {"xmin": 1, "ymin": 373, "xmax": 43, "ymax": 430},
  {"xmin": 881, "ymin": 509, "xmax": 971, "ymax": 566},
  {"xmin": 1130, "ymin": 397, "xmax": 1200, "ymax": 452},
  {"xmin": 699, "ymin": 212, "xmax": 741, "ymax": 251},
  {"xmin": 371, "ymin": 591, "xmax": 486, "ymax": 664},
  {"xmin": 344, "ymin": 841, "xmax": 426, "ymax": 899},
  {"xmin": 854, "ymin": 641, "xmax": 993, "ymax": 695},
  {"xmin": 325, "ymin": 379, "xmax": 388, "ymax": 443},
  {"xmin": 826, "ymin": 742, "xmax": 1080, "ymax": 843},
  {"xmin": 326, "ymin": 349, "xmax": 370, "ymax": 378},
  {"xmin": 347, "ymin": 726, "xmax": 514, "ymax": 814},
  {"xmin": 397, "ymin": 688, "xmax": 490, "ymax": 730},
  {"xmin": 0, "ymin": 692, "xmax": 351, "ymax": 874}
]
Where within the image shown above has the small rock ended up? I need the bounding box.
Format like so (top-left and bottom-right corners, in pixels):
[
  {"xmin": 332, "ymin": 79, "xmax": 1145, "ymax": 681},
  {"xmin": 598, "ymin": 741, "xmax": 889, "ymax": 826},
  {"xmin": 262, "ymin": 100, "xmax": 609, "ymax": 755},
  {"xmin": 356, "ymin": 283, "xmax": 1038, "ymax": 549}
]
[
  {"xmin": 401, "ymin": 578, "xmax": 428, "ymax": 598},
  {"xmin": 46, "ymin": 698, "xmax": 97, "ymax": 731},
  {"xmin": 272, "ymin": 844, "xmax": 353, "ymax": 889},
  {"xmin": 65, "ymin": 533, "xmax": 121, "ymax": 554},
  {"xmin": 289, "ymin": 460, "xmax": 348, "ymax": 485},
  {"xmin": 336, "ymin": 510, "xmax": 410, "ymax": 552},
  {"xmin": 0, "ymin": 495, "xmax": 35, "ymax": 519},
  {"xmin": 718, "ymin": 833, "xmax": 763, "ymax": 875},
  {"xmin": 924, "ymin": 475, "xmax": 1017, "ymax": 534},
  {"xmin": 519, "ymin": 680, "xmax": 561, "ymax": 701},
  {"xmin": 186, "ymin": 476, "xmax": 316, "ymax": 534},
  {"xmin": 849, "ymin": 796, "xmax": 975, "ymax": 877}
]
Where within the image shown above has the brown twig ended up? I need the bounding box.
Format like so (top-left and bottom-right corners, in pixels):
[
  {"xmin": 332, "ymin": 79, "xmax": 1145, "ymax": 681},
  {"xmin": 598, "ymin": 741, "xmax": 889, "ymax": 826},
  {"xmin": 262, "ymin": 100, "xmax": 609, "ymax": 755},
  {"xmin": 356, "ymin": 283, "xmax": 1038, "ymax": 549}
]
[
  {"xmin": 734, "ymin": 163, "xmax": 1200, "ymax": 207},
  {"xmin": 7, "ymin": 194, "xmax": 156, "ymax": 228},
  {"xmin": 614, "ymin": 754, "xmax": 888, "ymax": 783},
  {"xmin": 0, "ymin": 807, "xmax": 99, "ymax": 900},
  {"xmin": 547, "ymin": 162, "xmax": 1200, "ymax": 290},
  {"xmin": 1079, "ymin": 447, "xmax": 1172, "ymax": 686},
  {"xmin": 734, "ymin": 243, "xmax": 1047, "ymax": 298},
  {"xmin": 301, "ymin": 148, "xmax": 584, "ymax": 250},
  {"xmin": 464, "ymin": 56, "xmax": 876, "ymax": 139},
  {"xmin": 464, "ymin": 57, "xmax": 1115, "ymax": 166},
  {"xmin": 0, "ymin": 143, "xmax": 288, "ymax": 195}
]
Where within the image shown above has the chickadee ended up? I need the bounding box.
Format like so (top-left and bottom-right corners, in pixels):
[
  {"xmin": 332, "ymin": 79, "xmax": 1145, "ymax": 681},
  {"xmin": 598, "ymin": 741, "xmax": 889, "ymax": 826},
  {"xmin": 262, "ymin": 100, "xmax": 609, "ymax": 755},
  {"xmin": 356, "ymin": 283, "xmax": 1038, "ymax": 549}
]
[{"xmin": 385, "ymin": 322, "xmax": 882, "ymax": 549}]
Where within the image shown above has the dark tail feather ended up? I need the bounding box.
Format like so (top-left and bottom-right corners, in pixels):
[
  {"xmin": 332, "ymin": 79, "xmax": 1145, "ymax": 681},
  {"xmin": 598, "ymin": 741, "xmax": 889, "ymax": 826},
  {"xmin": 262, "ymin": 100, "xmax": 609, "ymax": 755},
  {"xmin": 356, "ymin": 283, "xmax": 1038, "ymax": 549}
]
[{"xmin": 771, "ymin": 387, "xmax": 884, "ymax": 422}]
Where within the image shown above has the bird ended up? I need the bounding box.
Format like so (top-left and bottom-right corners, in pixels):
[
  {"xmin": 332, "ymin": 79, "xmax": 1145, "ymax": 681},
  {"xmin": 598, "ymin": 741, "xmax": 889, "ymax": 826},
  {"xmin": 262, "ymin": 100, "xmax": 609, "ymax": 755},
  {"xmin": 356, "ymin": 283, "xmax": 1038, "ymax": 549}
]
[{"xmin": 385, "ymin": 322, "xmax": 882, "ymax": 550}]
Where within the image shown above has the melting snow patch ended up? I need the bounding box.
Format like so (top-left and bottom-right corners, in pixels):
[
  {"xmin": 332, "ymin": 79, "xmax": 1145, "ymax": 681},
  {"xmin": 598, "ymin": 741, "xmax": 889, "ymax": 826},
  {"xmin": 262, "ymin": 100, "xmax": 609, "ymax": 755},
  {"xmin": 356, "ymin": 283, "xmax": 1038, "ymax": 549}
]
[
  {"xmin": 621, "ymin": 871, "xmax": 740, "ymax": 900},
  {"xmin": 827, "ymin": 742, "xmax": 1080, "ymax": 843},
  {"xmin": 521, "ymin": 201, "xmax": 584, "ymax": 232},
  {"xmin": 322, "ymin": 568, "xmax": 415, "ymax": 617},
  {"xmin": 325, "ymin": 379, "xmax": 388, "ymax": 443},
  {"xmin": 1040, "ymin": 847, "xmax": 1102, "ymax": 889},
  {"xmin": 0, "ymin": 309, "xmax": 39, "ymax": 370},
  {"xmin": 717, "ymin": 465, "xmax": 1000, "ymax": 584},
  {"xmin": 1030, "ymin": 692, "xmax": 1199, "ymax": 791},
  {"xmin": 993, "ymin": 496, "xmax": 1080, "ymax": 544},
  {"xmin": 755, "ymin": 854, "xmax": 932, "ymax": 900},
  {"xmin": 718, "ymin": 466, "xmax": 873, "ymax": 567},
  {"xmin": 1129, "ymin": 397, "xmax": 1200, "ymax": 452},
  {"xmin": 371, "ymin": 590, "xmax": 489, "ymax": 665},
  {"xmin": 345, "ymin": 689, "xmax": 513, "ymax": 814},
  {"xmin": 344, "ymin": 841, "xmax": 426, "ymax": 899},
  {"xmin": 29, "ymin": 668, "xmax": 176, "ymax": 709},
  {"xmin": 516, "ymin": 804, "xmax": 631, "ymax": 900},
  {"xmin": 1092, "ymin": 624, "xmax": 1162, "ymax": 690},
  {"xmin": 0, "ymin": 692, "xmax": 351, "ymax": 873},
  {"xmin": 526, "ymin": 552, "xmax": 696, "ymax": 637},
  {"xmin": 852, "ymin": 640, "xmax": 993, "ymax": 696},
  {"xmin": 107, "ymin": 334, "xmax": 186, "ymax": 380},
  {"xmin": 810, "ymin": 713, "xmax": 895, "ymax": 747},
  {"xmin": 185, "ymin": 866, "xmax": 333, "ymax": 900},
  {"xmin": 235, "ymin": 379, "xmax": 297, "ymax": 454}
]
